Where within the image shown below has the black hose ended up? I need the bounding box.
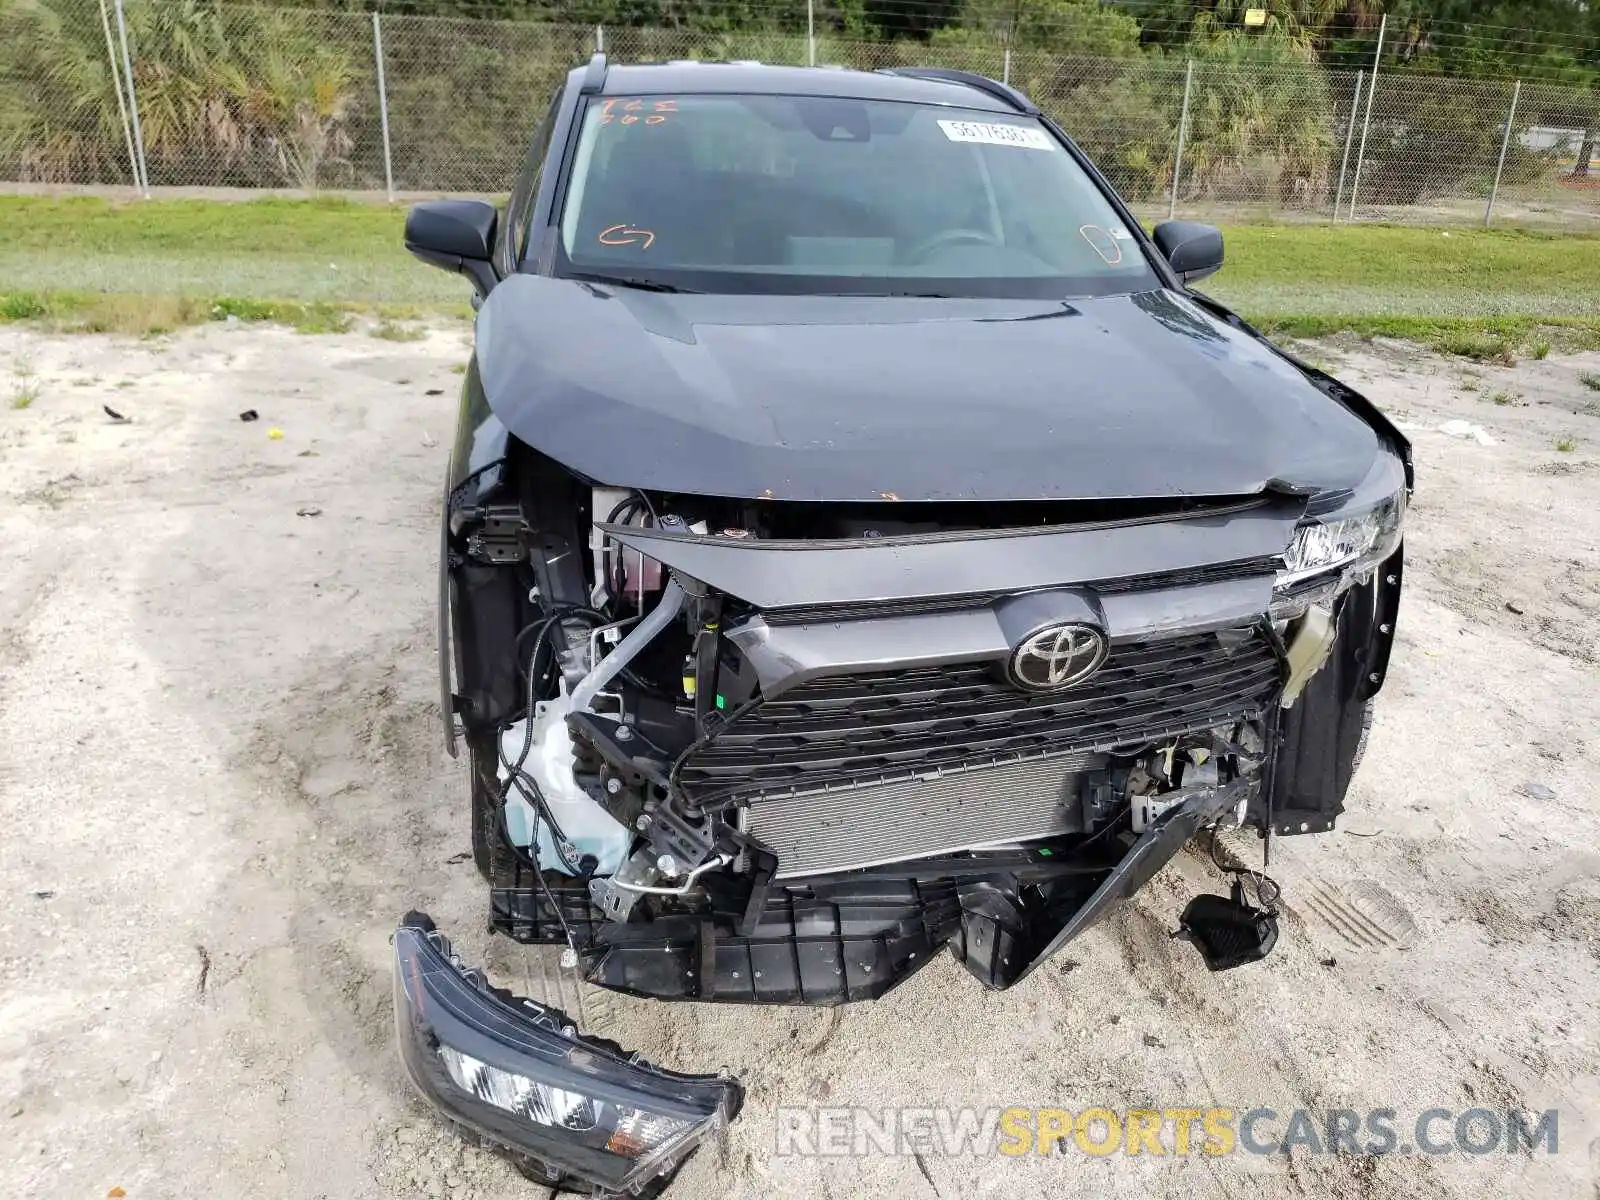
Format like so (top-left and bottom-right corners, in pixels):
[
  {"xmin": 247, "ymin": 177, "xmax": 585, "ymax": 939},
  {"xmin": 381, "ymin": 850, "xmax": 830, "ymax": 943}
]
[
  {"xmin": 512, "ymin": 605, "xmax": 676, "ymax": 703},
  {"xmin": 602, "ymin": 491, "xmax": 659, "ymax": 610},
  {"xmin": 500, "ymin": 611, "xmax": 585, "ymax": 873},
  {"xmin": 604, "ymin": 496, "xmax": 643, "ymax": 525},
  {"xmin": 512, "ymin": 605, "xmax": 608, "ymax": 692}
]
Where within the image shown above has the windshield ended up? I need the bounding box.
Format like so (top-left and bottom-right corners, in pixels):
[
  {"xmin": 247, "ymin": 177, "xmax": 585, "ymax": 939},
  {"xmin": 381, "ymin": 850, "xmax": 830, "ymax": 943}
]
[{"xmin": 554, "ymin": 94, "xmax": 1158, "ymax": 298}]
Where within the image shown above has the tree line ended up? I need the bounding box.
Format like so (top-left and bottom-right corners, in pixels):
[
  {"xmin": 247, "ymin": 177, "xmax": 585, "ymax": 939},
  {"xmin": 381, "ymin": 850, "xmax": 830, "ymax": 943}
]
[
  {"xmin": 1, "ymin": 0, "xmax": 1595, "ymax": 190},
  {"xmin": 324, "ymin": 0, "xmax": 1600, "ymax": 83}
]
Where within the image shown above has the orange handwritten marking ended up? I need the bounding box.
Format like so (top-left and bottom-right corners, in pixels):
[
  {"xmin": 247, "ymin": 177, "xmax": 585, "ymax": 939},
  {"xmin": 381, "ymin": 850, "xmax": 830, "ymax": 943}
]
[
  {"xmin": 598, "ymin": 224, "xmax": 656, "ymax": 250},
  {"xmin": 600, "ymin": 98, "xmax": 679, "ymax": 128},
  {"xmin": 1078, "ymin": 224, "xmax": 1122, "ymax": 265}
]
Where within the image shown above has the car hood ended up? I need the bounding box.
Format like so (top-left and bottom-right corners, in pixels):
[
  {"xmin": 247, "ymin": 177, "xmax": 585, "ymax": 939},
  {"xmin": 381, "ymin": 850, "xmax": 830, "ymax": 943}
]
[{"xmin": 476, "ymin": 275, "xmax": 1381, "ymax": 503}]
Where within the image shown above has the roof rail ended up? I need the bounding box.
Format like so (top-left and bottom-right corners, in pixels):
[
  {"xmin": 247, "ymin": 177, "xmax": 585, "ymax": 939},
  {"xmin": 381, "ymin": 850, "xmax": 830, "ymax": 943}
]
[
  {"xmin": 876, "ymin": 67, "xmax": 1037, "ymax": 115},
  {"xmin": 579, "ymin": 52, "xmax": 608, "ymax": 95}
]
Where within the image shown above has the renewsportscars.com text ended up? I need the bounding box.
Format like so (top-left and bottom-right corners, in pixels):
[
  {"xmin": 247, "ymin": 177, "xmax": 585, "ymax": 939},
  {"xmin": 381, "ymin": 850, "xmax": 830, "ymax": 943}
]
[{"xmin": 775, "ymin": 1106, "xmax": 1560, "ymax": 1158}]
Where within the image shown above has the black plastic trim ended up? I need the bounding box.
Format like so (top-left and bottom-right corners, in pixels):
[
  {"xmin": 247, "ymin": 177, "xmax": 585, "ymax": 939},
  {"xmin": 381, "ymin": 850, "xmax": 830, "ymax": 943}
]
[{"xmin": 1357, "ymin": 545, "xmax": 1403, "ymax": 701}]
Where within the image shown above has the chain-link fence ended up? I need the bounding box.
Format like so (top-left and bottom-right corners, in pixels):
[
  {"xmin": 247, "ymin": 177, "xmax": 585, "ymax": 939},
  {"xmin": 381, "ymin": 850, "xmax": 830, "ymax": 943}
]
[{"xmin": 2, "ymin": 0, "xmax": 1596, "ymax": 229}]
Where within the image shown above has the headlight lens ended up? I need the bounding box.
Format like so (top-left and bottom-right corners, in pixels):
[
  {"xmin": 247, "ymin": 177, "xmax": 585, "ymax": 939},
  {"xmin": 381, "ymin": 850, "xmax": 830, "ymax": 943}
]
[
  {"xmin": 437, "ymin": 1045, "xmax": 603, "ymax": 1132},
  {"xmin": 394, "ymin": 917, "xmax": 740, "ymax": 1193},
  {"xmin": 1276, "ymin": 491, "xmax": 1404, "ymax": 592}
]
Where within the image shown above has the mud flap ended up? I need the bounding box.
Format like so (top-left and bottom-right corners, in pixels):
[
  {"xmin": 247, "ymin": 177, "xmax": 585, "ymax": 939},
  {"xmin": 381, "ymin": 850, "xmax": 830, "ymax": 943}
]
[{"xmin": 1257, "ymin": 546, "xmax": 1402, "ymax": 835}]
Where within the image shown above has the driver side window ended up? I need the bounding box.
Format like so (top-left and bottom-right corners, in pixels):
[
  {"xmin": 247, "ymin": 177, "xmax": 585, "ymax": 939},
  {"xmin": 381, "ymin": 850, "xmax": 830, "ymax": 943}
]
[{"xmin": 501, "ymin": 88, "xmax": 563, "ymax": 271}]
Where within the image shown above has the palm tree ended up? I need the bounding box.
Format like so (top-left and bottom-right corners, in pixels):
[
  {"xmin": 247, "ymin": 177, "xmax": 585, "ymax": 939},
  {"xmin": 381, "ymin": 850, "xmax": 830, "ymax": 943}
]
[
  {"xmin": 1182, "ymin": 22, "xmax": 1338, "ymax": 206},
  {"xmin": 0, "ymin": 0, "xmax": 366, "ymax": 187},
  {"xmin": 0, "ymin": 0, "xmax": 135, "ymax": 182}
]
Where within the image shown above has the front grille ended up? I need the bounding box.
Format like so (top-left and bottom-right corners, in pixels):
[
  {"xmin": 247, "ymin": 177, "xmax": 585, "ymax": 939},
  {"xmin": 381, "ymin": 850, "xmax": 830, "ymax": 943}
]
[
  {"xmin": 680, "ymin": 628, "xmax": 1282, "ymax": 804},
  {"xmin": 687, "ymin": 628, "xmax": 1280, "ymax": 877}
]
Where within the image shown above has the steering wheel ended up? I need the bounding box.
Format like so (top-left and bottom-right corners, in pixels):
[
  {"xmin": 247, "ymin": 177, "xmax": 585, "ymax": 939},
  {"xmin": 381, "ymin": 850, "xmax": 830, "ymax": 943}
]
[{"xmin": 904, "ymin": 227, "xmax": 1003, "ymax": 265}]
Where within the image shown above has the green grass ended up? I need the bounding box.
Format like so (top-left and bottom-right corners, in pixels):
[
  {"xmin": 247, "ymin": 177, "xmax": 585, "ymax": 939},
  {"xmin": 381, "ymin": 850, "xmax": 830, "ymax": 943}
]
[
  {"xmin": 0, "ymin": 289, "xmax": 445, "ymax": 336},
  {"xmin": 1207, "ymin": 224, "xmax": 1600, "ymax": 321},
  {"xmin": 1555, "ymin": 435, "xmax": 1578, "ymax": 452},
  {"xmin": 9, "ymin": 355, "xmax": 39, "ymax": 409},
  {"xmin": 1582, "ymin": 372, "xmax": 1600, "ymax": 391},
  {"xmin": 2, "ymin": 197, "xmax": 1599, "ymax": 343},
  {"xmin": 1249, "ymin": 313, "xmax": 1600, "ymax": 360},
  {"xmin": 0, "ymin": 195, "xmax": 459, "ymax": 311},
  {"xmin": 373, "ymin": 319, "xmax": 428, "ymax": 342}
]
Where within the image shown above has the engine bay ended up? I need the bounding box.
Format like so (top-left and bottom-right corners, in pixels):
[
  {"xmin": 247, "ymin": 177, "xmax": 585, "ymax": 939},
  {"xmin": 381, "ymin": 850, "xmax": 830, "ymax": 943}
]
[{"xmin": 448, "ymin": 445, "xmax": 1295, "ymax": 966}]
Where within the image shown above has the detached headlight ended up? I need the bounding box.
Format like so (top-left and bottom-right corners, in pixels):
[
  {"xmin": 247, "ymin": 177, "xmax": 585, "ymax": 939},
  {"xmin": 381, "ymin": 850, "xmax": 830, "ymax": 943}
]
[
  {"xmin": 394, "ymin": 914, "xmax": 740, "ymax": 1194},
  {"xmin": 1276, "ymin": 490, "xmax": 1405, "ymax": 592}
]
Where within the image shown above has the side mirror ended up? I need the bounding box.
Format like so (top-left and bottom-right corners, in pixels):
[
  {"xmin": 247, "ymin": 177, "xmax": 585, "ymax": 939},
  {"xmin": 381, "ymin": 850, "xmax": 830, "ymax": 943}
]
[
  {"xmin": 1151, "ymin": 220, "xmax": 1224, "ymax": 284},
  {"xmin": 405, "ymin": 200, "xmax": 498, "ymax": 297}
]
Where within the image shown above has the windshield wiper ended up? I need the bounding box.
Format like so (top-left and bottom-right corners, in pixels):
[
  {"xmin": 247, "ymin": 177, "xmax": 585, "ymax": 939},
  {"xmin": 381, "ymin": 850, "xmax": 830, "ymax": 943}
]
[{"xmin": 567, "ymin": 272, "xmax": 701, "ymax": 295}]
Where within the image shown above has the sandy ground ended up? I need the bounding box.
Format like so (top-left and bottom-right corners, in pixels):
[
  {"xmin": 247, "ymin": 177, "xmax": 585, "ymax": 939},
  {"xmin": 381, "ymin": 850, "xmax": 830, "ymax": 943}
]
[
  {"xmin": 1, "ymin": 321, "xmax": 1598, "ymax": 1200},
  {"xmin": 7, "ymin": 183, "xmax": 1594, "ymax": 232}
]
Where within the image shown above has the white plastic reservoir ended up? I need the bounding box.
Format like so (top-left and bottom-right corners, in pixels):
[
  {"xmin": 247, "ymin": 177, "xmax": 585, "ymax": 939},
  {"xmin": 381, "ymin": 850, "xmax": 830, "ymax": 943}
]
[{"xmin": 497, "ymin": 692, "xmax": 630, "ymax": 876}]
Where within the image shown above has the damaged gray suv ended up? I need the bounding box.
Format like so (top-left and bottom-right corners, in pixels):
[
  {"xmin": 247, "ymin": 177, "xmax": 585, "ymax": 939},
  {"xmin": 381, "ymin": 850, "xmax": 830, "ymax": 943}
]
[{"xmin": 396, "ymin": 56, "xmax": 1409, "ymax": 1196}]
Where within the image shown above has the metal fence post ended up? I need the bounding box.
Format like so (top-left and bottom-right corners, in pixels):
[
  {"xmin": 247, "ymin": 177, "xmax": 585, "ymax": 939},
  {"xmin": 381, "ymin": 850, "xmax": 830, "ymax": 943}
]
[
  {"xmin": 1485, "ymin": 80, "xmax": 1522, "ymax": 227},
  {"xmin": 373, "ymin": 12, "xmax": 395, "ymax": 202},
  {"xmin": 1332, "ymin": 69, "xmax": 1363, "ymax": 221},
  {"xmin": 1002, "ymin": 46, "xmax": 1011, "ymax": 86},
  {"xmin": 96, "ymin": 0, "xmax": 139, "ymax": 191},
  {"xmin": 807, "ymin": 0, "xmax": 815, "ymax": 66},
  {"xmin": 111, "ymin": 0, "xmax": 149, "ymax": 197},
  {"xmin": 1169, "ymin": 59, "xmax": 1194, "ymax": 221},
  {"xmin": 595, "ymin": 24, "xmax": 604, "ymax": 54},
  {"xmin": 1347, "ymin": 13, "xmax": 1386, "ymax": 222}
]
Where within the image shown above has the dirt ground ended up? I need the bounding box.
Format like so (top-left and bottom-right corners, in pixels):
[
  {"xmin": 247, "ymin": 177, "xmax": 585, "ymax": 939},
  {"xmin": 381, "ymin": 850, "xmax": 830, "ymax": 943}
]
[{"xmin": 1, "ymin": 321, "xmax": 1598, "ymax": 1200}]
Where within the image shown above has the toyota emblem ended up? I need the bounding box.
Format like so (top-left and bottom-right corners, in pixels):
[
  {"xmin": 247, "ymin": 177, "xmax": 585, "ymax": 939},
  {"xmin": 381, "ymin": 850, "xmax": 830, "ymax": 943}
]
[{"xmin": 1007, "ymin": 623, "xmax": 1109, "ymax": 693}]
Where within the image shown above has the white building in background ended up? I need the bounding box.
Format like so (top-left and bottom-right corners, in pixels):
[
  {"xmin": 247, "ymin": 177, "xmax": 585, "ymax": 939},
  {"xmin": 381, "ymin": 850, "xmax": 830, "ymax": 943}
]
[{"xmin": 1521, "ymin": 125, "xmax": 1587, "ymax": 155}]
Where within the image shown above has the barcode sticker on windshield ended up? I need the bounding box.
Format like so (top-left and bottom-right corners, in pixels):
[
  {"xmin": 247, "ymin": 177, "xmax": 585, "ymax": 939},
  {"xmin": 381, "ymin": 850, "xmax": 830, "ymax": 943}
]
[{"xmin": 936, "ymin": 120, "xmax": 1056, "ymax": 151}]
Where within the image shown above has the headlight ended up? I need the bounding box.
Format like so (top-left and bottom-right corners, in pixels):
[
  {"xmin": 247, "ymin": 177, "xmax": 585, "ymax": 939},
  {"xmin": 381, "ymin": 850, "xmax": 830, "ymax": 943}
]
[
  {"xmin": 1276, "ymin": 490, "xmax": 1404, "ymax": 592},
  {"xmin": 394, "ymin": 914, "xmax": 740, "ymax": 1194}
]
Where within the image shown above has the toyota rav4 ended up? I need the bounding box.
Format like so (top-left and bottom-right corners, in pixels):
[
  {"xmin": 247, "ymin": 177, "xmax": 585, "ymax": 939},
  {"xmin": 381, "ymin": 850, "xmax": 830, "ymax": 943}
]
[{"xmin": 394, "ymin": 57, "xmax": 1409, "ymax": 1197}]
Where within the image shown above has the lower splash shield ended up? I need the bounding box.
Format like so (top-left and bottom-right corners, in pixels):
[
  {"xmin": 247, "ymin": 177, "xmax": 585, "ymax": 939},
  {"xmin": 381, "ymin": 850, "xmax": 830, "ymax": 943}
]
[
  {"xmin": 490, "ymin": 783, "xmax": 1255, "ymax": 1004},
  {"xmin": 392, "ymin": 913, "xmax": 741, "ymax": 1197}
]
